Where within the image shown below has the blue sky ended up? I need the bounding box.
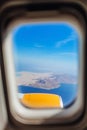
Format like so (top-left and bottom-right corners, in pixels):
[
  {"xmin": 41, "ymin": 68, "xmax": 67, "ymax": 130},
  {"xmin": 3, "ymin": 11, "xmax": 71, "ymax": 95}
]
[{"xmin": 12, "ymin": 22, "xmax": 79, "ymax": 75}]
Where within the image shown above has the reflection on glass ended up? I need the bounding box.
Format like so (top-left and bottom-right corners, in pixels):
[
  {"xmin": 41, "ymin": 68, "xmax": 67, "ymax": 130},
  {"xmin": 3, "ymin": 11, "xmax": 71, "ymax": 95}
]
[{"xmin": 12, "ymin": 22, "xmax": 79, "ymax": 109}]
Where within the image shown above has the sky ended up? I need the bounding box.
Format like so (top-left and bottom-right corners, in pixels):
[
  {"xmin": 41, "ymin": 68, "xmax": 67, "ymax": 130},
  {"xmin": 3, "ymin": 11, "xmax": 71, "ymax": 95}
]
[{"xmin": 12, "ymin": 22, "xmax": 79, "ymax": 75}]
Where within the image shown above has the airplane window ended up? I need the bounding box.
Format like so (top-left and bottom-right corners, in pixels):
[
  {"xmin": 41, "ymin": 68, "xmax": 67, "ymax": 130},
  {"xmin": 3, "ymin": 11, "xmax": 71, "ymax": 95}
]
[
  {"xmin": 11, "ymin": 22, "xmax": 79, "ymax": 109},
  {"xmin": 2, "ymin": 15, "xmax": 84, "ymax": 124},
  {"xmin": 0, "ymin": 1, "xmax": 85, "ymax": 126}
]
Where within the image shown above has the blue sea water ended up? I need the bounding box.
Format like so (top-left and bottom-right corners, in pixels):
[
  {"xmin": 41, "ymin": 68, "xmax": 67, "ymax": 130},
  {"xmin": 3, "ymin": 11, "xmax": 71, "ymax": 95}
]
[{"xmin": 18, "ymin": 84, "xmax": 77, "ymax": 107}]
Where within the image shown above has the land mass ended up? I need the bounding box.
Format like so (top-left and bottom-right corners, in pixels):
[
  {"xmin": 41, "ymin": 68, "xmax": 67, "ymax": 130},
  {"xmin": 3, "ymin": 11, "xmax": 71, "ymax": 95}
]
[{"xmin": 16, "ymin": 72, "xmax": 77, "ymax": 89}]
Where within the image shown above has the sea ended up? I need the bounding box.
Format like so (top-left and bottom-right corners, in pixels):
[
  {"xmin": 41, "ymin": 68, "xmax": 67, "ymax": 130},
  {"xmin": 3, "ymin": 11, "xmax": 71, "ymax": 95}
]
[{"xmin": 18, "ymin": 83, "xmax": 77, "ymax": 108}]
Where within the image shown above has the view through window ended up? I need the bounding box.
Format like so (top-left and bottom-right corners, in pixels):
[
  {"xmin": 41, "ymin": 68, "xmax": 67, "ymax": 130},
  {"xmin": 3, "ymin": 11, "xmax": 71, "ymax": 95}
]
[{"xmin": 12, "ymin": 22, "xmax": 79, "ymax": 109}]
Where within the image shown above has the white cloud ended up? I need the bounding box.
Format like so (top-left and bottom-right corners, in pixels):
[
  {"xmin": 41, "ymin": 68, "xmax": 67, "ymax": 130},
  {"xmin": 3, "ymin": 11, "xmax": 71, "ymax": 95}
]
[
  {"xmin": 56, "ymin": 32, "xmax": 77, "ymax": 48},
  {"xmin": 58, "ymin": 52, "xmax": 77, "ymax": 57},
  {"xmin": 34, "ymin": 43, "xmax": 44, "ymax": 48}
]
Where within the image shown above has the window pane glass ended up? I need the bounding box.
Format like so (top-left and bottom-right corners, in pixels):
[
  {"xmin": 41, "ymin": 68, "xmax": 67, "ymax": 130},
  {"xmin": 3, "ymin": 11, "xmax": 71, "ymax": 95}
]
[{"xmin": 12, "ymin": 22, "xmax": 79, "ymax": 109}]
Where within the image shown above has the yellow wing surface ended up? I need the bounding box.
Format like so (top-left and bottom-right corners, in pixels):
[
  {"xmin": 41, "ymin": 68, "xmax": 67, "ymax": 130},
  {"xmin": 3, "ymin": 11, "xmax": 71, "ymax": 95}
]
[{"xmin": 21, "ymin": 93, "xmax": 63, "ymax": 108}]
